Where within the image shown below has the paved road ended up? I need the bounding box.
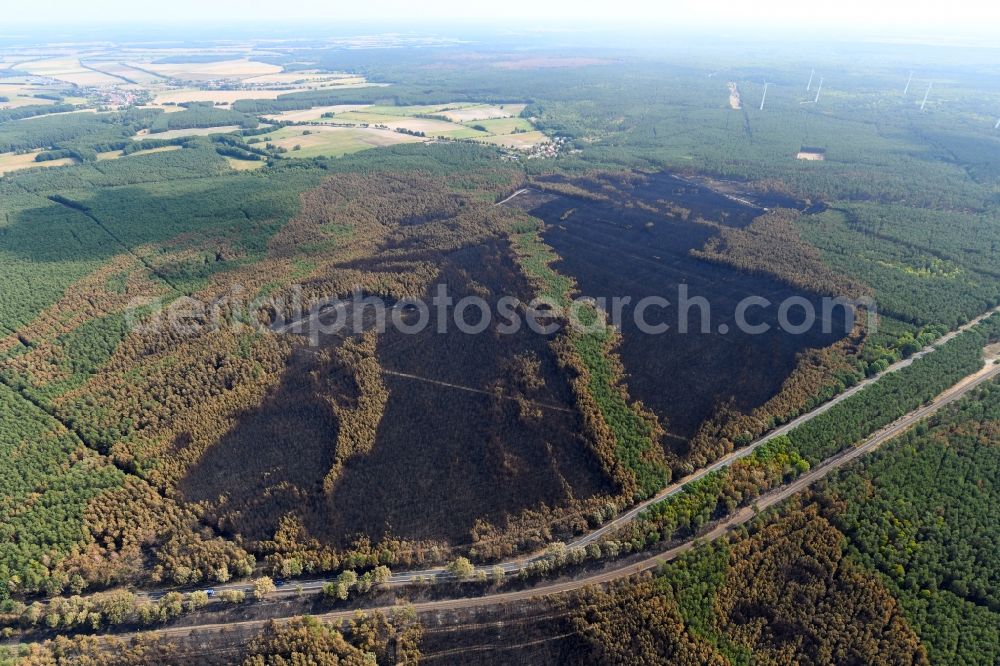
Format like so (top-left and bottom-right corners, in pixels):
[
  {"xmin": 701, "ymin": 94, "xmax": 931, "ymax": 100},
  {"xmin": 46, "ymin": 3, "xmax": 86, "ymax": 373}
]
[{"xmin": 133, "ymin": 352, "xmax": 1000, "ymax": 639}]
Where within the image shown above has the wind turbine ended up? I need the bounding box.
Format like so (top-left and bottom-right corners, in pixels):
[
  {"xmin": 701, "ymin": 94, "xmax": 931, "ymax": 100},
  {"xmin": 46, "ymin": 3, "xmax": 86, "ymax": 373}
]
[
  {"xmin": 760, "ymin": 82, "xmax": 771, "ymax": 111},
  {"xmin": 920, "ymin": 81, "xmax": 933, "ymax": 111},
  {"xmin": 904, "ymin": 70, "xmax": 913, "ymax": 95},
  {"xmin": 807, "ymin": 69, "xmax": 815, "ymax": 92},
  {"xmin": 813, "ymin": 78, "xmax": 824, "ymax": 104}
]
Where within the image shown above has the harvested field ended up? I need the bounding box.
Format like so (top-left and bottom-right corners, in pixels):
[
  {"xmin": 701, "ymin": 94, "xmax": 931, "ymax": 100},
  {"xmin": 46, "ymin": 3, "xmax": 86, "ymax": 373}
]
[
  {"xmin": 259, "ymin": 125, "xmax": 426, "ymax": 157},
  {"xmin": 464, "ymin": 117, "xmax": 534, "ymax": 134},
  {"xmin": 0, "ymin": 84, "xmax": 61, "ymax": 108},
  {"xmin": 242, "ymin": 71, "xmax": 363, "ymax": 85},
  {"xmin": 226, "ymin": 156, "xmax": 266, "ymax": 170},
  {"xmin": 86, "ymin": 61, "xmax": 164, "ymax": 84},
  {"xmin": 96, "ymin": 145, "xmax": 183, "ymax": 161},
  {"xmin": 0, "ymin": 95, "xmax": 56, "ymax": 108},
  {"xmin": 0, "ymin": 150, "xmax": 74, "ymax": 175},
  {"xmin": 261, "ymin": 104, "xmax": 372, "ymax": 122},
  {"xmin": 152, "ymin": 89, "xmax": 299, "ymax": 105},
  {"xmin": 438, "ymin": 103, "xmax": 526, "ymax": 122},
  {"xmin": 16, "ymin": 57, "xmax": 122, "ymax": 86},
  {"xmin": 476, "ymin": 130, "xmax": 548, "ymax": 149},
  {"xmin": 364, "ymin": 102, "xmax": 478, "ymax": 116},
  {"xmin": 132, "ymin": 125, "xmax": 242, "ymax": 140},
  {"xmin": 508, "ymin": 173, "xmax": 846, "ymax": 450},
  {"xmin": 142, "ymin": 58, "xmax": 282, "ymax": 81},
  {"xmin": 327, "ymin": 111, "xmax": 489, "ymax": 138}
]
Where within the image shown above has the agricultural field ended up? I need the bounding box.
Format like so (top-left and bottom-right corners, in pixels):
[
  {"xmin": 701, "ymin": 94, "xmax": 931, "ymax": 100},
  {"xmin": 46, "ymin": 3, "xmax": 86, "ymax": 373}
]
[
  {"xmin": 260, "ymin": 104, "xmax": 372, "ymax": 122},
  {"xmin": 13, "ymin": 57, "xmax": 124, "ymax": 86},
  {"xmin": 464, "ymin": 116, "xmax": 534, "ymax": 134},
  {"xmin": 96, "ymin": 145, "xmax": 182, "ymax": 161},
  {"xmin": 132, "ymin": 125, "xmax": 243, "ymax": 140},
  {"xmin": 319, "ymin": 110, "xmax": 491, "ymax": 138},
  {"xmin": 257, "ymin": 103, "xmax": 547, "ymax": 149},
  {"xmin": 225, "ymin": 156, "xmax": 266, "ymax": 170},
  {"xmin": 152, "ymin": 89, "xmax": 301, "ymax": 105},
  {"xmin": 141, "ymin": 58, "xmax": 283, "ymax": 81},
  {"xmin": 242, "ymin": 71, "xmax": 365, "ymax": 86},
  {"xmin": 84, "ymin": 61, "xmax": 166, "ymax": 85},
  {"xmin": 0, "ymin": 150, "xmax": 75, "ymax": 175},
  {"xmin": 249, "ymin": 101, "xmax": 545, "ymax": 157},
  {"xmin": 476, "ymin": 129, "xmax": 548, "ymax": 148},
  {"xmin": 252, "ymin": 125, "xmax": 427, "ymax": 157},
  {"xmin": 0, "ymin": 84, "xmax": 60, "ymax": 109},
  {"xmin": 437, "ymin": 103, "xmax": 527, "ymax": 121}
]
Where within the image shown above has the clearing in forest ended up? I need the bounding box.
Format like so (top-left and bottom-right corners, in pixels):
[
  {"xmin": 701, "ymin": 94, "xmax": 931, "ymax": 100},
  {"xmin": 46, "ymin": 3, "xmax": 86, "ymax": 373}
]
[
  {"xmin": 15, "ymin": 57, "xmax": 123, "ymax": 86},
  {"xmin": 260, "ymin": 104, "xmax": 373, "ymax": 122},
  {"xmin": 132, "ymin": 125, "xmax": 243, "ymax": 141},
  {"xmin": 0, "ymin": 150, "xmax": 74, "ymax": 174},
  {"xmin": 437, "ymin": 103, "xmax": 527, "ymax": 122},
  {"xmin": 796, "ymin": 147, "xmax": 826, "ymax": 161},
  {"xmin": 476, "ymin": 130, "xmax": 548, "ymax": 148},
  {"xmin": 153, "ymin": 89, "xmax": 302, "ymax": 105},
  {"xmin": 96, "ymin": 145, "xmax": 183, "ymax": 161},
  {"xmin": 322, "ymin": 110, "xmax": 491, "ymax": 139},
  {"xmin": 464, "ymin": 117, "xmax": 534, "ymax": 134}
]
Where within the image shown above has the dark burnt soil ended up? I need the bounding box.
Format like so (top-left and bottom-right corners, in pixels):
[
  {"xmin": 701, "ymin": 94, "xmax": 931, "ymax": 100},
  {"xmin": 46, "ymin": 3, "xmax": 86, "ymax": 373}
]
[
  {"xmin": 517, "ymin": 172, "xmax": 845, "ymax": 451},
  {"xmin": 184, "ymin": 190, "xmax": 613, "ymax": 550},
  {"xmin": 314, "ymin": 238, "xmax": 612, "ymax": 546},
  {"xmin": 180, "ymin": 346, "xmax": 339, "ymax": 542}
]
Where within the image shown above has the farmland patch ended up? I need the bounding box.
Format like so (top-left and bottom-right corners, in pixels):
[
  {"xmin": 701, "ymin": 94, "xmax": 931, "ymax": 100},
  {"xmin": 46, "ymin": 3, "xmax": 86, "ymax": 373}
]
[
  {"xmin": 464, "ymin": 117, "xmax": 533, "ymax": 135},
  {"xmin": 132, "ymin": 125, "xmax": 242, "ymax": 141},
  {"xmin": 476, "ymin": 130, "xmax": 547, "ymax": 149},
  {"xmin": 261, "ymin": 104, "xmax": 372, "ymax": 123},
  {"xmin": 438, "ymin": 103, "xmax": 526, "ymax": 122},
  {"xmin": 143, "ymin": 58, "xmax": 282, "ymax": 81}
]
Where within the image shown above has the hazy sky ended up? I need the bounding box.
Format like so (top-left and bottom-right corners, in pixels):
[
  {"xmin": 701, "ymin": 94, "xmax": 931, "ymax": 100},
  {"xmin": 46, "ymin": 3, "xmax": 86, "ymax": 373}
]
[{"xmin": 5, "ymin": 0, "xmax": 998, "ymax": 31}]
